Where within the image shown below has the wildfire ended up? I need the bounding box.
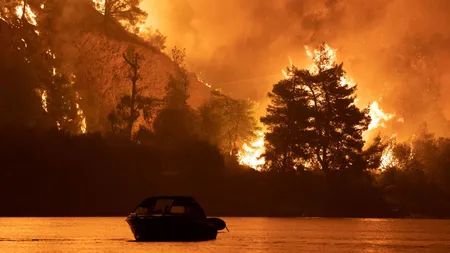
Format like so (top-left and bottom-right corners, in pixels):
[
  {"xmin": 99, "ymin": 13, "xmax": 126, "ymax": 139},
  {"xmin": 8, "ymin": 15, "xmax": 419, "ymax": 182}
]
[
  {"xmin": 379, "ymin": 135, "xmax": 397, "ymax": 169},
  {"xmin": 70, "ymin": 74, "xmax": 87, "ymax": 134},
  {"xmin": 75, "ymin": 91, "xmax": 87, "ymax": 134},
  {"xmin": 15, "ymin": 1, "xmax": 37, "ymax": 26},
  {"xmin": 268, "ymin": 44, "xmax": 395, "ymax": 171},
  {"xmin": 366, "ymin": 101, "xmax": 396, "ymax": 170},
  {"xmin": 237, "ymin": 130, "xmax": 265, "ymax": 170},
  {"xmin": 202, "ymin": 43, "xmax": 396, "ymax": 171},
  {"xmin": 367, "ymin": 101, "xmax": 394, "ymax": 131},
  {"xmin": 196, "ymin": 73, "xmax": 212, "ymax": 89},
  {"xmin": 305, "ymin": 44, "xmax": 336, "ymax": 73},
  {"xmin": 37, "ymin": 89, "xmax": 48, "ymax": 112},
  {"xmin": 92, "ymin": 0, "xmax": 105, "ymax": 13}
]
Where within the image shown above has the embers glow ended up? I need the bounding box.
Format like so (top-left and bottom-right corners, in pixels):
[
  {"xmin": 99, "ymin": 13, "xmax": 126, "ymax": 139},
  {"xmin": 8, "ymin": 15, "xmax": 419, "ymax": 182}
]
[
  {"xmin": 238, "ymin": 130, "xmax": 265, "ymax": 171},
  {"xmin": 75, "ymin": 92, "xmax": 87, "ymax": 134},
  {"xmin": 71, "ymin": 74, "xmax": 87, "ymax": 134},
  {"xmin": 38, "ymin": 89, "xmax": 48, "ymax": 112},
  {"xmin": 15, "ymin": 1, "xmax": 37, "ymax": 26}
]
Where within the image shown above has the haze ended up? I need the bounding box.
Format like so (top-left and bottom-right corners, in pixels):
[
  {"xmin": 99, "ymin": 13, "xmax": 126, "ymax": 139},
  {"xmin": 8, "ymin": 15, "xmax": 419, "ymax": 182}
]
[{"xmin": 141, "ymin": 0, "xmax": 450, "ymax": 140}]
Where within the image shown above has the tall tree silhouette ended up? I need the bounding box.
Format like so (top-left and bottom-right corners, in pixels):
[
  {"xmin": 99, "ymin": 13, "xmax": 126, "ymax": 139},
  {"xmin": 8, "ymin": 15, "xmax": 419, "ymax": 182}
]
[
  {"xmin": 165, "ymin": 46, "xmax": 188, "ymax": 109},
  {"xmin": 92, "ymin": 0, "xmax": 147, "ymax": 33},
  {"xmin": 108, "ymin": 48, "xmax": 159, "ymax": 139},
  {"xmin": 300, "ymin": 44, "xmax": 370, "ymax": 172},
  {"xmin": 261, "ymin": 66, "xmax": 313, "ymax": 172},
  {"xmin": 262, "ymin": 44, "xmax": 370, "ymax": 172}
]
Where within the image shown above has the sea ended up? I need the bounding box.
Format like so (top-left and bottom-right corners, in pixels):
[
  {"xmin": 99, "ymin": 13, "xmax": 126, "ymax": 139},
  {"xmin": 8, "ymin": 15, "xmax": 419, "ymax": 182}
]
[{"xmin": 0, "ymin": 217, "xmax": 449, "ymax": 252}]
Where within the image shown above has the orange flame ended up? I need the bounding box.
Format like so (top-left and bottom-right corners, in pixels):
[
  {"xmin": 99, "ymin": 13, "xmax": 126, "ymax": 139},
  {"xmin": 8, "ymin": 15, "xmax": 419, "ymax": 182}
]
[
  {"xmin": 237, "ymin": 130, "xmax": 265, "ymax": 170},
  {"xmin": 367, "ymin": 101, "xmax": 394, "ymax": 131},
  {"xmin": 15, "ymin": 1, "xmax": 37, "ymax": 26},
  {"xmin": 203, "ymin": 44, "xmax": 396, "ymax": 171}
]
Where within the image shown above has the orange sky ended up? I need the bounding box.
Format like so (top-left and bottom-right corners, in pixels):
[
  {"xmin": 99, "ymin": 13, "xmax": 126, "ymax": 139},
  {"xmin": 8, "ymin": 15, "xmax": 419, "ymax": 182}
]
[{"xmin": 140, "ymin": 0, "xmax": 450, "ymax": 140}]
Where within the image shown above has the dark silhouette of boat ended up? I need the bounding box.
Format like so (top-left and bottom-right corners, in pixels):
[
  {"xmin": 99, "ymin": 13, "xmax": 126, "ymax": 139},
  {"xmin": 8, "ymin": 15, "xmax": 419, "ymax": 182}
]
[{"xmin": 126, "ymin": 196, "xmax": 227, "ymax": 241}]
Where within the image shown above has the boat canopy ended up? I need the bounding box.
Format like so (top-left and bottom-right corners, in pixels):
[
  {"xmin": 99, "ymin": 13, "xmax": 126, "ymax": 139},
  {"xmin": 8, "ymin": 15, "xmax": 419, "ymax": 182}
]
[{"xmin": 132, "ymin": 196, "xmax": 206, "ymax": 218}]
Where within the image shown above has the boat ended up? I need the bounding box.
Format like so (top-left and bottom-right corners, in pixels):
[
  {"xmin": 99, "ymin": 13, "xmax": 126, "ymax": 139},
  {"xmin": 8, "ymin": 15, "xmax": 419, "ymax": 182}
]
[{"xmin": 126, "ymin": 196, "xmax": 227, "ymax": 241}]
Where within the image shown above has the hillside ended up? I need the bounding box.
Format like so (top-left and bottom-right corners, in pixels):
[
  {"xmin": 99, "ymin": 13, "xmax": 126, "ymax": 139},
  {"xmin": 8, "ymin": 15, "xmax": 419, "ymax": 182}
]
[{"xmin": 42, "ymin": 0, "xmax": 211, "ymax": 132}]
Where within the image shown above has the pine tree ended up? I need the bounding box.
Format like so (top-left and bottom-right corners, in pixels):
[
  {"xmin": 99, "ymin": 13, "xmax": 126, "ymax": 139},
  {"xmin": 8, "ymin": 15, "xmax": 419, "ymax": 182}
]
[
  {"xmin": 262, "ymin": 44, "xmax": 370, "ymax": 172},
  {"xmin": 261, "ymin": 66, "xmax": 314, "ymax": 172},
  {"xmin": 299, "ymin": 46, "xmax": 370, "ymax": 172},
  {"xmin": 92, "ymin": 0, "xmax": 147, "ymax": 33}
]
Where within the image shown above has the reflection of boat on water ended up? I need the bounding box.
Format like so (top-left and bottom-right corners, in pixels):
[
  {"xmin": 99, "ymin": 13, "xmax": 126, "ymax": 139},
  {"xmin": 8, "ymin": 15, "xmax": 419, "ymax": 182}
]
[{"xmin": 126, "ymin": 196, "xmax": 227, "ymax": 241}]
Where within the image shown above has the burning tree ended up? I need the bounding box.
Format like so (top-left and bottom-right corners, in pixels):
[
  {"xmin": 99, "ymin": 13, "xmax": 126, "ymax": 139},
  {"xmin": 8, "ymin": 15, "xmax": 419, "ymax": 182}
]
[
  {"xmin": 262, "ymin": 44, "xmax": 370, "ymax": 172},
  {"xmin": 200, "ymin": 90, "xmax": 260, "ymax": 157},
  {"xmin": 0, "ymin": 0, "xmax": 87, "ymax": 133},
  {"xmin": 139, "ymin": 27, "xmax": 167, "ymax": 52},
  {"xmin": 165, "ymin": 46, "xmax": 188, "ymax": 108},
  {"xmin": 91, "ymin": 0, "xmax": 147, "ymax": 34}
]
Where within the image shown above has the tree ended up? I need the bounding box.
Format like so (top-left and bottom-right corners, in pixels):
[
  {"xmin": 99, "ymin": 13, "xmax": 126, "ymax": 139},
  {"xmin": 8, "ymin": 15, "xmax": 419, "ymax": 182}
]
[
  {"xmin": 262, "ymin": 44, "xmax": 370, "ymax": 172},
  {"xmin": 363, "ymin": 134, "xmax": 388, "ymax": 170},
  {"xmin": 0, "ymin": 0, "xmax": 74, "ymax": 129},
  {"xmin": 108, "ymin": 48, "xmax": 159, "ymax": 139},
  {"xmin": 152, "ymin": 106, "xmax": 201, "ymax": 148},
  {"xmin": 92, "ymin": 0, "xmax": 147, "ymax": 33},
  {"xmin": 165, "ymin": 47, "xmax": 188, "ymax": 109},
  {"xmin": 200, "ymin": 90, "xmax": 259, "ymax": 156},
  {"xmin": 0, "ymin": 17, "xmax": 42, "ymax": 127},
  {"xmin": 260, "ymin": 66, "xmax": 314, "ymax": 172},
  {"xmin": 140, "ymin": 27, "xmax": 167, "ymax": 51}
]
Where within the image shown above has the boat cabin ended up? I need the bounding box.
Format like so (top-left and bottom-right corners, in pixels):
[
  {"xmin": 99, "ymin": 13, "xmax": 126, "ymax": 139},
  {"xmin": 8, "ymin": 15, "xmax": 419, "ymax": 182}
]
[{"xmin": 131, "ymin": 196, "xmax": 206, "ymax": 219}]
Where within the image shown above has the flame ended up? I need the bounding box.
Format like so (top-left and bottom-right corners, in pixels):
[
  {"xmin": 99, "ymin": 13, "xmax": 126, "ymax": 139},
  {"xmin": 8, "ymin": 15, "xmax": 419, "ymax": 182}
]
[
  {"xmin": 196, "ymin": 72, "xmax": 265, "ymax": 169},
  {"xmin": 363, "ymin": 101, "xmax": 396, "ymax": 170},
  {"xmin": 276, "ymin": 44, "xmax": 395, "ymax": 171},
  {"xmin": 71, "ymin": 74, "xmax": 87, "ymax": 134},
  {"xmin": 196, "ymin": 74, "xmax": 212, "ymax": 89},
  {"xmin": 92, "ymin": 0, "xmax": 105, "ymax": 13},
  {"xmin": 38, "ymin": 89, "xmax": 48, "ymax": 112},
  {"xmin": 282, "ymin": 69, "xmax": 291, "ymax": 79},
  {"xmin": 367, "ymin": 101, "xmax": 394, "ymax": 131},
  {"xmin": 203, "ymin": 43, "xmax": 396, "ymax": 171},
  {"xmin": 305, "ymin": 44, "xmax": 337, "ymax": 73},
  {"xmin": 379, "ymin": 134, "xmax": 398, "ymax": 169},
  {"xmin": 15, "ymin": 1, "xmax": 37, "ymax": 26},
  {"xmin": 238, "ymin": 130, "xmax": 265, "ymax": 170},
  {"xmin": 75, "ymin": 91, "xmax": 87, "ymax": 134}
]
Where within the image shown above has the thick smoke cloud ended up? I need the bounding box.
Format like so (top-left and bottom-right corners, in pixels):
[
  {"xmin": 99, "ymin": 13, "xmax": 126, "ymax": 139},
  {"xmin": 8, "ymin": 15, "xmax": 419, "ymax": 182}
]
[{"xmin": 141, "ymin": 0, "xmax": 450, "ymax": 139}]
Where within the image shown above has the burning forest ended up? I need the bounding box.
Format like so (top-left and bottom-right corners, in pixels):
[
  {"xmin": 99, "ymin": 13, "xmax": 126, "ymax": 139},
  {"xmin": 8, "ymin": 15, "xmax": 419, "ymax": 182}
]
[{"xmin": 1, "ymin": 0, "xmax": 450, "ymax": 218}]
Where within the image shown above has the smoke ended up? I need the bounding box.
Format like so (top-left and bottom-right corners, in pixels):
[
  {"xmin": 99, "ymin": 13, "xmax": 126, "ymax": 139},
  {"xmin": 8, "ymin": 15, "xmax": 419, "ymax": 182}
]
[{"xmin": 141, "ymin": 0, "xmax": 450, "ymax": 138}]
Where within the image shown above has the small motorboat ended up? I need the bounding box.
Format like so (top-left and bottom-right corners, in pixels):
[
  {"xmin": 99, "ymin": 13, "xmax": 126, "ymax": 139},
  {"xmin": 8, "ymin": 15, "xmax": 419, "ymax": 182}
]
[{"xmin": 126, "ymin": 196, "xmax": 227, "ymax": 241}]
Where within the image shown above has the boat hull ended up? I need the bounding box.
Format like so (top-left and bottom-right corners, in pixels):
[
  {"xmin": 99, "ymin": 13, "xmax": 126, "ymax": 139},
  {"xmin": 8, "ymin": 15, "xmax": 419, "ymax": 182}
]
[{"xmin": 127, "ymin": 216, "xmax": 218, "ymax": 242}]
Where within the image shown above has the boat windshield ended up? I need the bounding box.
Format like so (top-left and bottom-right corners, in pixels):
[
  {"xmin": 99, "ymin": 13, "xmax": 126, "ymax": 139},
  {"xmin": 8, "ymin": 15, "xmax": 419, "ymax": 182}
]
[{"xmin": 133, "ymin": 197, "xmax": 206, "ymax": 218}]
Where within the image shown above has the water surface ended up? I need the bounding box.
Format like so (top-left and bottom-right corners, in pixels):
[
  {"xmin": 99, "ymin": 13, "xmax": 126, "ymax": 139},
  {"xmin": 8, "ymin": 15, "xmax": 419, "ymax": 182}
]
[{"xmin": 0, "ymin": 217, "xmax": 449, "ymax": 252}]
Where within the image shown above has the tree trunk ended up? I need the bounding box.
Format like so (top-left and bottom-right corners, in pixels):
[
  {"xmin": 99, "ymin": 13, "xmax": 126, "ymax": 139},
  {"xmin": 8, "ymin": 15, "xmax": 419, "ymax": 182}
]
[
  {"xmin": 129, "ymin": 64, "xmax": 137, "ymax": 139},
  {"xmin": 123, "ymin": 51, "xmax": 140, "ymax": 140}
]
